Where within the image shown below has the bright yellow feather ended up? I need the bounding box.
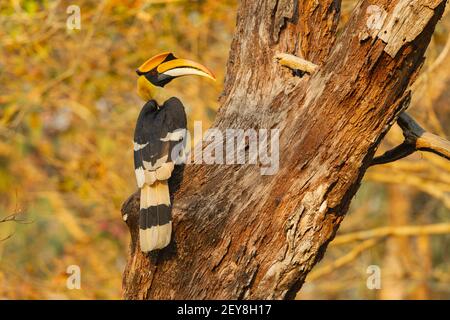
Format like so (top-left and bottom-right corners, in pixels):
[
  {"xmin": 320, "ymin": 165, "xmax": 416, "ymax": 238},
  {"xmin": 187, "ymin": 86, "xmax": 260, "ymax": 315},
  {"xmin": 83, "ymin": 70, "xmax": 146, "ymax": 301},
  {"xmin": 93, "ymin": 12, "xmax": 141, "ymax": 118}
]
[{"xmin": 137, "ymin": 76, "xmax": 158, "ymax": 101}]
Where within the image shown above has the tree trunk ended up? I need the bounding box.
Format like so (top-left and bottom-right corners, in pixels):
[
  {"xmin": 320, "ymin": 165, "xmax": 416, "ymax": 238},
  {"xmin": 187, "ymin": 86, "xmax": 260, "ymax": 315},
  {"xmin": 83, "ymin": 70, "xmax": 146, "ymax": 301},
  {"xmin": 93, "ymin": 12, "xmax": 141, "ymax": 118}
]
[{"xmin": 121, "ymin": 0, "xmax": 447, "ymax": 299}]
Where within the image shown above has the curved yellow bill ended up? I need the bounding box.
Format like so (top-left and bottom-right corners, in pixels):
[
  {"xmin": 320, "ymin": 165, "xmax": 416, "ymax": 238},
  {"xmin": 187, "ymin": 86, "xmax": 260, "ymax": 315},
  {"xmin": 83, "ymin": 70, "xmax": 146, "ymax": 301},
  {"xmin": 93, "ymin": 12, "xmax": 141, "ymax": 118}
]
[{"xmin": 157, "ymin": 58, "xmax": 216, "ymax": 81}]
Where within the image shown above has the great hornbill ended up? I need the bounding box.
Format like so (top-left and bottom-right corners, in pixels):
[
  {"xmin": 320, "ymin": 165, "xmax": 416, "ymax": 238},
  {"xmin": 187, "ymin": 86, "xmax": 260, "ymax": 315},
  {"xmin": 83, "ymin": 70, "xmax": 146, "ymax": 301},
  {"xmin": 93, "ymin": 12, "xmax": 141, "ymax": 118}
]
[{"xmin": 133, "ymin": 52, "xmax": 215, "ymax": 252}]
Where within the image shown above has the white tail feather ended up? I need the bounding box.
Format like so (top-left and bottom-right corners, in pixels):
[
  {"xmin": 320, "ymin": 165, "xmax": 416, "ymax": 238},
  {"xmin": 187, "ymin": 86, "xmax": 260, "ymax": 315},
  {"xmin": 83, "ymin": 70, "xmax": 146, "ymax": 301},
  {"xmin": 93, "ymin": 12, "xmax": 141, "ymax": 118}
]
[{"xmin": 139, "ymin": 182, "xmax": 172, "ymax": 252}]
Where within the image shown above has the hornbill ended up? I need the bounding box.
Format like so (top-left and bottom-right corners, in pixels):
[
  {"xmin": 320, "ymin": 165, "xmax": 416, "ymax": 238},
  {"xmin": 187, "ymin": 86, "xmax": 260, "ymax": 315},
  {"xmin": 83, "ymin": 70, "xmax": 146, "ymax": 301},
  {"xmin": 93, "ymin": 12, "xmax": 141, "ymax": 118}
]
[{"xmin": 134, "ymin": 52, "xmax": 215, "ymax": 252}]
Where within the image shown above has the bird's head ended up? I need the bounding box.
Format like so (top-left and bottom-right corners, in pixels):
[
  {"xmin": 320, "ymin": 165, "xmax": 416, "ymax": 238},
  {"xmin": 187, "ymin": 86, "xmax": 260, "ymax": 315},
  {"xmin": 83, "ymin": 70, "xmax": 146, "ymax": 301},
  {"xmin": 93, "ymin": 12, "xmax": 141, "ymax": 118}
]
[{"xmin": 136, "ymin": 52, "xmax": 216, "ymax": 101}]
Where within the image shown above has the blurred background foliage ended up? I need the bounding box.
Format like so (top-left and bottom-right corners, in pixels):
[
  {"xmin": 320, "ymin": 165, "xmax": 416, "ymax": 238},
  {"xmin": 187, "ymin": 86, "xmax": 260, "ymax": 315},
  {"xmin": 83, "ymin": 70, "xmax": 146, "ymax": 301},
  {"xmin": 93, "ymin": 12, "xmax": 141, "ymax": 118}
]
[{"xmin": 0, "ymin": 0, "xmax": 448, "ymax": 299}]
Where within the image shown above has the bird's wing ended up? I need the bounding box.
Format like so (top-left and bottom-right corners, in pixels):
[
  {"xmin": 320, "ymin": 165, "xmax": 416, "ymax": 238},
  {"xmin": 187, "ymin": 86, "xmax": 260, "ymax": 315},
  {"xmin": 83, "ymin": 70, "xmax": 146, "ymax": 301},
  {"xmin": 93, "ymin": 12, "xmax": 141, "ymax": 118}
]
[
  {"xmin": 161, "ymin": 97, "xmax": 187, "ymax": 165},
  {"xmin": 133, "ymin": 98, "xmax": 186, "ymax": 188}
]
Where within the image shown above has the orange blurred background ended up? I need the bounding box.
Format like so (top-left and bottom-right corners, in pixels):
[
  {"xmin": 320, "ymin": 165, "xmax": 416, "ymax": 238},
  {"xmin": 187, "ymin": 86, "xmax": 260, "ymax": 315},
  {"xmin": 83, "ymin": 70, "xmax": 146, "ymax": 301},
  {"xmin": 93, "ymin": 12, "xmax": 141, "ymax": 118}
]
[{"xmin": 0, "ymin": 0, "xmax": 448, "ymax": 299}]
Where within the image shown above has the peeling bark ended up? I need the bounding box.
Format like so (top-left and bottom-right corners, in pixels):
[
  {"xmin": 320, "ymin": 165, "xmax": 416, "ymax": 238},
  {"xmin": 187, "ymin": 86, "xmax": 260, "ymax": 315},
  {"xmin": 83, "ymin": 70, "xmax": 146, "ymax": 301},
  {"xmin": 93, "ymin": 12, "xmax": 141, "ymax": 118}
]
[
  {"xmin": 122, "ymin": 0, "xmax": 447, "ymax": 299},
  {"xmin": 379, "ymin": 0, "xmax": 444, "ymax": 57}
]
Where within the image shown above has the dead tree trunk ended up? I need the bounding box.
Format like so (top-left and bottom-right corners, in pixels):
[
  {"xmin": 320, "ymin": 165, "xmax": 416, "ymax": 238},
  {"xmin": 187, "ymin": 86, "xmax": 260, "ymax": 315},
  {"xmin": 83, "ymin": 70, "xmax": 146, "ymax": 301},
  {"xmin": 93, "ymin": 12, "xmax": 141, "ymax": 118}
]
[{"xmin": 121, "ymin": 0, "xmax": 447, "ymax": 299}]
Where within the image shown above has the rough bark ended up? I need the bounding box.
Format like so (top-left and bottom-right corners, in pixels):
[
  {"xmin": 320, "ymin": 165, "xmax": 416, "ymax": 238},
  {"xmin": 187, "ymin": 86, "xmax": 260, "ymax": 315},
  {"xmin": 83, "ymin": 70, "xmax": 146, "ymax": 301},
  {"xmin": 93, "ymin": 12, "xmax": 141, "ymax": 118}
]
[{"xmin": 121, "ymin": 0, "xmax": 447, "ymax": 299}]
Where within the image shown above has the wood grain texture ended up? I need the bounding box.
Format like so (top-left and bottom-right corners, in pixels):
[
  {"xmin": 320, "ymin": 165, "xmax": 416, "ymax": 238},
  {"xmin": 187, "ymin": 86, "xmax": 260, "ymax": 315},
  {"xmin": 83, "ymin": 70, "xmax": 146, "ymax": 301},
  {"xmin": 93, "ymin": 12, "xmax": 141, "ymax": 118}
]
[
  {"xmin": 379, "ymin": 0, "xmax": 444, "ymax": 57},
  {"xmin": 122, "ymin": 0, "xmax": 447, "ymax": 299}
]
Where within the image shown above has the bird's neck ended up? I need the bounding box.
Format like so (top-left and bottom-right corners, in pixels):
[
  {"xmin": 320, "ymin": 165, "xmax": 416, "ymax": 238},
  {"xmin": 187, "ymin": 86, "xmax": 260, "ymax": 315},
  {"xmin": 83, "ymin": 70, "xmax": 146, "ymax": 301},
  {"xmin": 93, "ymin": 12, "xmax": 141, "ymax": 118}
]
[{"xmin": 137, "ymin": 76, "xmax": 160, "ymax": 102}]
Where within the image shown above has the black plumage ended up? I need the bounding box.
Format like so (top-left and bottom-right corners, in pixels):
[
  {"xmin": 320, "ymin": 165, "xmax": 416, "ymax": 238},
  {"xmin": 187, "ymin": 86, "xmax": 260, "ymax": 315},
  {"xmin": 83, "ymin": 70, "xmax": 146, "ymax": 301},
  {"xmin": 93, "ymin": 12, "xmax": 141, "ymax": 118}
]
[
  {"xmin": 133, "ymin": 97, "xmax": 187, "ymax": 251},
  {"xmin": 134, "ymin": 97, "xmax": 187, "ymax": 171}
]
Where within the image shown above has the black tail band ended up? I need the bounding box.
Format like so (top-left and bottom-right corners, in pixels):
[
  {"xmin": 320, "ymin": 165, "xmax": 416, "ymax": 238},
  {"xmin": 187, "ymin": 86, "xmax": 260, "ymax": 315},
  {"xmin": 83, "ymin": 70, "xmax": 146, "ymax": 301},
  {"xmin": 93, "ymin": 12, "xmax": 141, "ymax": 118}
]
[{"xmin": 139, "ymin": 205, "xmax": 171, "ymax": 229}]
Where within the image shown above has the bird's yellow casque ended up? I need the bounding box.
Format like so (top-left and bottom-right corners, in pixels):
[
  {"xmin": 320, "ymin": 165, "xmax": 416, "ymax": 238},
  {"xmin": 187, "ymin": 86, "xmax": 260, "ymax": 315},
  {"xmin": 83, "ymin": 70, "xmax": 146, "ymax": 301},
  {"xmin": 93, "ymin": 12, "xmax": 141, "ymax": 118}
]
[{"xmin": 132, "ymin": 52, "xmax": 215, "ymax": 253}]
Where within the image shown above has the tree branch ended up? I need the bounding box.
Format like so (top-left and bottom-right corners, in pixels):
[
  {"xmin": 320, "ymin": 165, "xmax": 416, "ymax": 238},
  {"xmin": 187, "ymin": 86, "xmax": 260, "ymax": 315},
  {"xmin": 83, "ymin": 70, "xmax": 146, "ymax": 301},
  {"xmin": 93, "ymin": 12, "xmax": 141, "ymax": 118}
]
[
  {"xmin": 307, "ymin": 238, "xmax": 380, "ymax": 282},
  {"xmin": 0, "ymin": 212, "xmax": 30, "ymax": 242},
  {"xmin": 306, "ymin": 222, "xmax": 450, "ymax": 282},
  {"xmin": 332, "ymin": 222, "xmax": 450, "ymax": 246},
  {"xmin": 0, "ymin": 213, "xmax": 30, "ymax": 224},
  {"xmin": 372, "ymin": 112, "xmax": 450, "ymax": 166}
]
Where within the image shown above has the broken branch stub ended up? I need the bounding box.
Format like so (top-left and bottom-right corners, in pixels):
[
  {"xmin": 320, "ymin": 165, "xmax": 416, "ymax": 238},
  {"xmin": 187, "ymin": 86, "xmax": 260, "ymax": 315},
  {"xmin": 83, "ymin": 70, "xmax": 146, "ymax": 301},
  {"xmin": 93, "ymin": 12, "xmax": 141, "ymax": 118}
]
[{"xmin": 275, "ymin": 53, "xmax": 319, "ymax": 75}]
